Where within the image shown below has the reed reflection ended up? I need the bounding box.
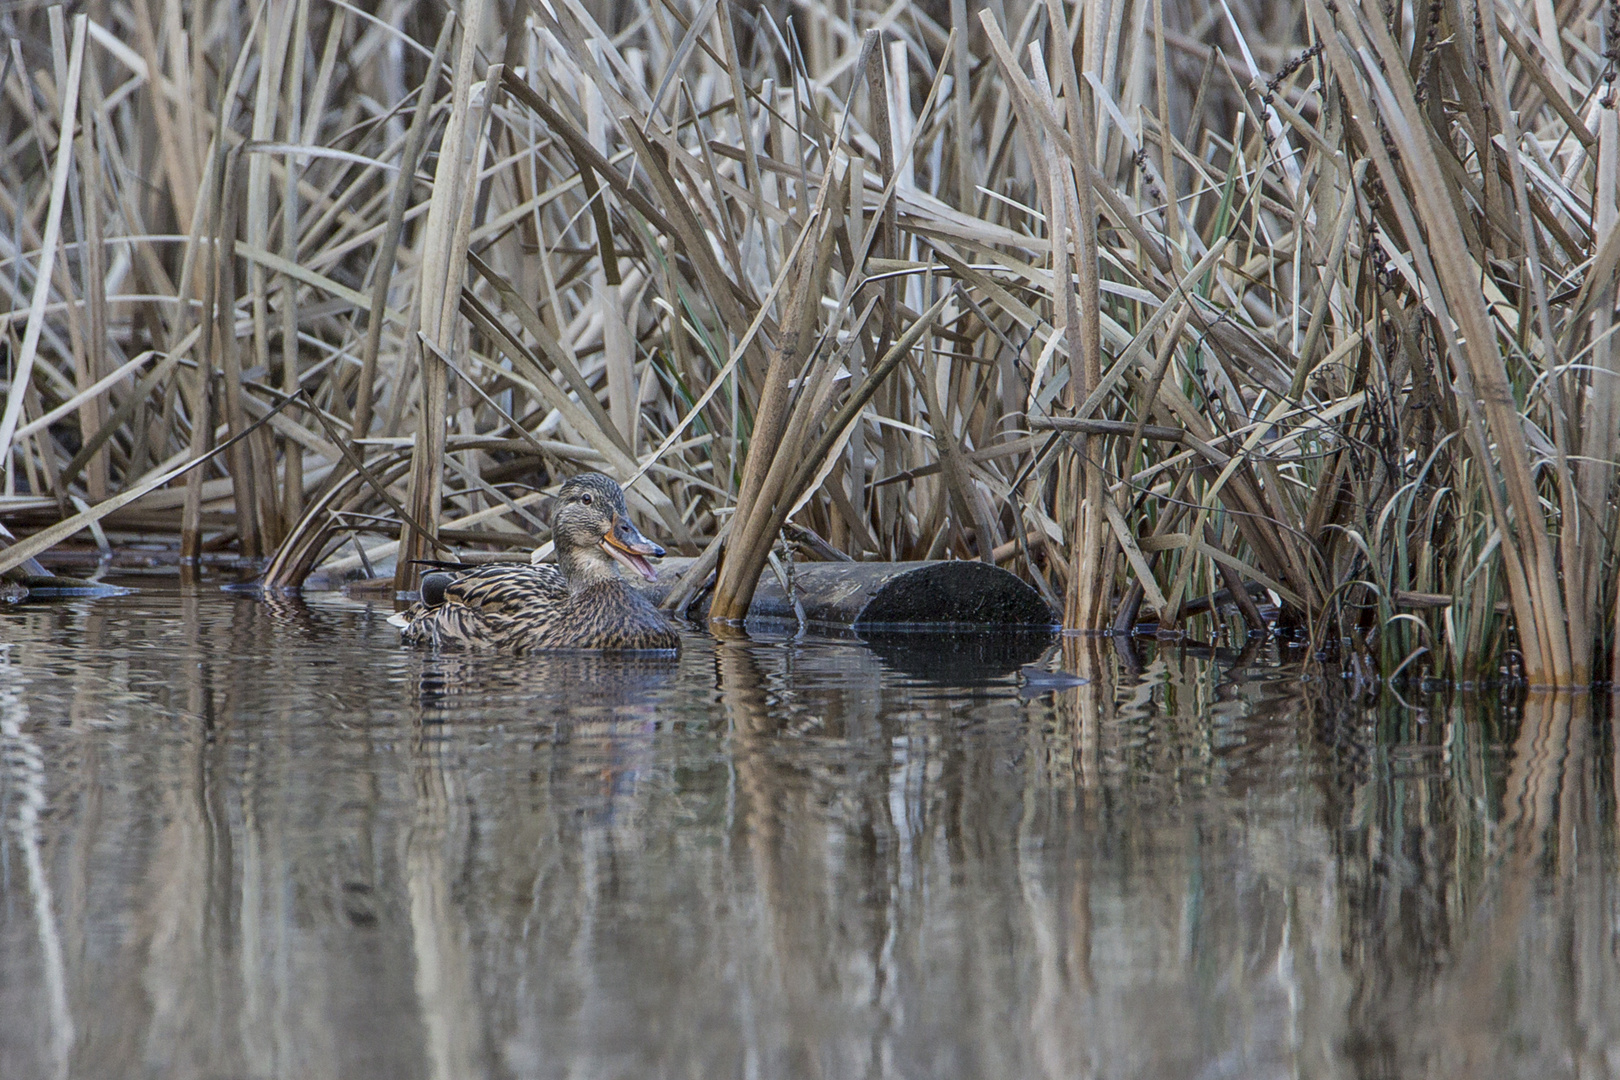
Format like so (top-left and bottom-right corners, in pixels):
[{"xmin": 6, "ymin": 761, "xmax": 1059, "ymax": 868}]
[
  {"xmin": 1424, "ymin": 691, "xmax": 1611, "ymax": 1076},
  {"xmin": 1, "ymin": 588, "xmax": 1619, "ymax": 1079},
  {"xmin": 408, "ymin": 719, "xmax": 483, "ymax": 1080}
]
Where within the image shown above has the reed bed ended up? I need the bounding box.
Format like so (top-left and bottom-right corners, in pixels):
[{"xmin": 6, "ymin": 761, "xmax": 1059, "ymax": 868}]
[{"xmin": 0, "ymin": 0, "xmax": 1616, "ymax": 686}]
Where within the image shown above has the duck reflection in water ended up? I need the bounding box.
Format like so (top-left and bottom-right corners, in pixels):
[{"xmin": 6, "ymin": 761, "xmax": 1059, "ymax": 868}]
[
  {"xmin": 393, "ymin": 473, "xmax": 681, "ymax": 652},
  {"xmin": 410, "ymin": 647, "xmax": 685, "ymax": 827},
  {"xmin": 412, "ymin": 648, "xmax": 679, "ymax": 720}
]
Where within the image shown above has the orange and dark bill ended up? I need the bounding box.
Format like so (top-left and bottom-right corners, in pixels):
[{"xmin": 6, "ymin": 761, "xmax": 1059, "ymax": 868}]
[{"xmin": 601, "ymin": 516, "xmax": 664, "ymax": 582}]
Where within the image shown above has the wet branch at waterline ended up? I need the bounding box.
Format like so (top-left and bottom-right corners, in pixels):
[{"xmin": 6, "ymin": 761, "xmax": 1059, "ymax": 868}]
[{"xmin": 0, "ymin": 0, "xmax": 1617, "ymax": 686}]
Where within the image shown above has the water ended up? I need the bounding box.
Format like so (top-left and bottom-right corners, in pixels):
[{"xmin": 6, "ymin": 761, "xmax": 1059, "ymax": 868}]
[{"xmin": 1, "ymin": 576, "xmax": 1617, "ymax": 1079}]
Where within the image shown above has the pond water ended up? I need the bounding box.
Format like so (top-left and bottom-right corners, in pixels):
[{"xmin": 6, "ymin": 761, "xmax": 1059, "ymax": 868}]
[{"xmin": 0, "ymin": 575, "xmax": 1616, "ymax": 1079}]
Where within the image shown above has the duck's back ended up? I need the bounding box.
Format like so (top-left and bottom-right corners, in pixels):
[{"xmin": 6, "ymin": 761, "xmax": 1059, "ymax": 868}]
[
  {"xmin": 399, "ymin": 563, "xmax": 564, "ymax": 650},
  {"xmin": 430, "ymin": 562, "xmax": 567, "ymax": 612}
]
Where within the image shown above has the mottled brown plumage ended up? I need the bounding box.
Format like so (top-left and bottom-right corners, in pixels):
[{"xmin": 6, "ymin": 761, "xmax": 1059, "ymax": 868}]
[{"xmin": 396, "ymin": 473, "xmax": 681, "ymax": 652}]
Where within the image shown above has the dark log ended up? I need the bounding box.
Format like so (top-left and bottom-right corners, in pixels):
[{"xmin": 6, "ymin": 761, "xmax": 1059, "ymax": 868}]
[
  {"xmin": 5, "ymin": 574, "xmax": 130, "ymax": 598},
  {"xmin": 642, "ymin": 558, "xmax": 1057, "ymax": 629}
]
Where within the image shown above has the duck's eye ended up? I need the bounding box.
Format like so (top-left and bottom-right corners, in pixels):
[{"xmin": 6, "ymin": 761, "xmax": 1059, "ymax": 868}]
[{"xmin": 579, "ymin": 492, "xmax": 593, "ymax": 506}]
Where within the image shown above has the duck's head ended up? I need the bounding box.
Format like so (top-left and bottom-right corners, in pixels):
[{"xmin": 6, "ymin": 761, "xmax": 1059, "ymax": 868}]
[{"xmin": 551, "ymin": 473, "xmax": 664, "ymax": 585}]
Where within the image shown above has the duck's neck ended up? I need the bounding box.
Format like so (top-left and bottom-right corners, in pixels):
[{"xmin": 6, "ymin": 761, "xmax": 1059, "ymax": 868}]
[{"xmin": 557, "ymin": 543, "xmax": 624, "ymax": 595}]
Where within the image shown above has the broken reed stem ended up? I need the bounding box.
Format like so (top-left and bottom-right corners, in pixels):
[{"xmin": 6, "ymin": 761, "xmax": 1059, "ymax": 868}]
[
  {"xmin": 356, "ymin": 12, "xmax": 454, "ymax": 441},
  {"xmin": 394, "ymin": 4, "xmax": 490, "ymax": 597},
  {"xmin": 708, "ymin": 213, "xmax": 832, "ymax": 624},
  {"xmin": 217, "ymin": 148, "xmax": 262, "ymax": 560}
]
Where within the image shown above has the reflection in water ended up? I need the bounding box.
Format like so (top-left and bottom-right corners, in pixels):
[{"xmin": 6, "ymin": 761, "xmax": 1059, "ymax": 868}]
[
  {"xmin": 0, "ymin": 582, "xmax": 1616, "ymax": 1078},
  {"xmin": 1, "ymin": 643, "xmax": 73, "ymax": 1080},
  {"xmin": 861, "ymin": 627, "xmax": 1054, "ymax": 685}
]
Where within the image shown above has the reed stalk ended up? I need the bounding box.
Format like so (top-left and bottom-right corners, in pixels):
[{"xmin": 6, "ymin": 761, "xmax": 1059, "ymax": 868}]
[{"xmin": 0, "ymin": 0, "xmax": 1615, "ymax": 685}]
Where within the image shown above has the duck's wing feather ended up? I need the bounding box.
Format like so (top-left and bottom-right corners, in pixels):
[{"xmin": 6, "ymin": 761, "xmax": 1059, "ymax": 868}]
[
  {"xmin": 438, "ymin": 562, "xmax": 566, "ymax": 611},
  {"xmin": 400, "ymin": 563, "xmax": 567, "ymax": 649}
]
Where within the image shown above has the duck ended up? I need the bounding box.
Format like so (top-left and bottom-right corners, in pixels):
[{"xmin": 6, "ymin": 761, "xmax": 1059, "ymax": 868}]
[{"xmin": 393, "ymin": 472, "xmax": 681, "ymax": 652}]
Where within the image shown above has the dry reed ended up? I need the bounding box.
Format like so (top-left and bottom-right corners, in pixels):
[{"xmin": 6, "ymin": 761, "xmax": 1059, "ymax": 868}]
[{"xmin": 0, "ymin": 0, "xmax": 1616, "ymax": 687}]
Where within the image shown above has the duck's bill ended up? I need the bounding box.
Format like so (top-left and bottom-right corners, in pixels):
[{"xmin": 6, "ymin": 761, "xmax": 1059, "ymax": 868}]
[{"xmin": 601, "ymin": 535, "xmax": 660, "ymax": 581}]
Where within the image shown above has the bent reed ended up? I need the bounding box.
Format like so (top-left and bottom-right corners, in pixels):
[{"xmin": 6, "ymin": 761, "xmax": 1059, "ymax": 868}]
[{"xmin": 0, "ymin": 0, "xmax": 1616, "ymax": 687}]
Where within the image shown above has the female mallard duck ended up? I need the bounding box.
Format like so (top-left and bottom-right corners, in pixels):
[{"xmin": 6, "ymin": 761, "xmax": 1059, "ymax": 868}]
[{"xmin": 394, "ymin": 473, "xmax": 681, "ymax": 652}]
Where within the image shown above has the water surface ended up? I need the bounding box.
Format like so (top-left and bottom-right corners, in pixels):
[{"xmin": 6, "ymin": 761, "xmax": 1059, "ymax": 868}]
[{"xmin": 1, "ymin": 578, "xmax": 1615, "ymax": 1079}]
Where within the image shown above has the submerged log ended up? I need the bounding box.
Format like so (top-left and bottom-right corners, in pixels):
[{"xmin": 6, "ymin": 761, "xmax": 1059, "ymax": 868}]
[
  {"xmin": 643, "ymin": 558, "xmax": 1057, "ymax": 629},
  {"xmin": 1, "ymin": 573, "xmax": 130, "ymax": 599}
]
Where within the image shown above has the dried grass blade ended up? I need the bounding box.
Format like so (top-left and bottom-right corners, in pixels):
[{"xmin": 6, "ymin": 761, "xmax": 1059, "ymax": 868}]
[
  {"xmin": 0, "ymin": 15, "xmax": 86, "ymax": 483},
  {"xmin": 355, "ymin": 11, "xmax": 455, "ymax": 438},
  {"xmin": 0, "ymin": 390, "xmax": 299, "ymax": 577}
]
